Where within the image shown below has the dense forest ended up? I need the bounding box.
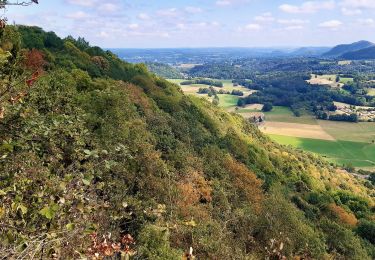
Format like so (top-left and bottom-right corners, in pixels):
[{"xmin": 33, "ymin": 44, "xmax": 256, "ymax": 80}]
[
  {"xmin": 1, "ymin": 25, "xmax": 375, "ymax": 259},
  {"xmin": 186, "ymin": 58, "xmax": 375, "ymax": 80},
  {"xmin": 145, "ymin": 62, "xmax": 183, "ymax": 79}
]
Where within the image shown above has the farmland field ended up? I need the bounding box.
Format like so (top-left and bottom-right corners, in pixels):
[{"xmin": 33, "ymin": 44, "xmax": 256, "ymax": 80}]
[
  {"xmin": 269, "ymin": 134, "xmax": 375, "ymax": 168},
  {"xmin": 260, "ymin": 122, "xmax": 335, "ymax": 140},
  {"xmin": 263, "ymin": 106, "xmax": 318, "ymax": 125},
  {"xmin": 339, "ymin": 77, "xmax": 353, "ymax": 84},
  {"xmin": 217, "ymin": 94, "xmax": 239, "ymax": 108},
  {"xmin": 368, "ymin": 88, "xmax": 375, "ymax": 96},
  {"xmin": 318, "ymin": 120, "xmax": 375, "ymax": 143},
  {"xmin": 256, "ymin": 106, "xmax": 375, "ymax": 169},
  {"xmin": 307, "ymin": 74, "xmax": 353, "ymax": 88},
  {"xmin": 167, "ymin": 78, "xmax": 254, "ymax": 109}
]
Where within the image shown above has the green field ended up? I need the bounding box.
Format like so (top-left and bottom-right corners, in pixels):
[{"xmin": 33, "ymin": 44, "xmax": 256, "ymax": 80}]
[
  {"xmin": 339, "ymin": 77, "xmax": 354, "ymax": 84},
  {"xmin": 218, "ymin": 94, "xmax": 239, "ymax": 108},
  {"xmin": 263, "ymin": 106, "xmax": 318, "ymax": 125},
  {"xmin": 368, "ymin": 88, "xmax": 375, "ymax": 96},
  {"xmin": 319, "ymin": 120, "xmax": 375, "ymax": 143},
  {"xmin": 269, "ymin": 134, "xmax": 375, "ymax": 168},
  {"xmin": 167, "ymin": 78, "xmax": 249, "ymax": 109},
  {"xmin": 237, "ymin": 108, "xmax": 260, "ymax": 113}
]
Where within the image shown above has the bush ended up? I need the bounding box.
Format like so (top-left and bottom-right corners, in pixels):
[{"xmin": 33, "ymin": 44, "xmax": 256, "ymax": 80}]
[
  {"xmin": 262, "ymin": 103, "xmax": 273, "ymax": 112},
  {"xmin": 320, "ymin": 219, "xmax": 371, "ymax": 259},
  {"xmin": 137, "ymin": 225, "xmax": 183, "ymax": 259},
  {"xmin": 356, "ymin": 220, "xmax": 375, "ymax": 244}
]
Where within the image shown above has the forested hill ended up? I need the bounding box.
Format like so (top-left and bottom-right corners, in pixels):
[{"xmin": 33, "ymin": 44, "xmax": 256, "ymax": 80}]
[
  {"xmin": 342, "ymin": 46, "xmax": 375, "ymax": 60},
  {"xmin": 323, "ymin": 40, "xmax": 375, "ymax": 57},
  {"xmin": 1, "ymin": 26, "xmax": 375, "ymax": 259}
]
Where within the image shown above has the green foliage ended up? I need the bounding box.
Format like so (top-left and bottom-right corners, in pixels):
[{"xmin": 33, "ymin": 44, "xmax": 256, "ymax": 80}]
[
  {"xmin": 356, "ymin": 220, "xmax": 375, "ymax": 244},
  {"xmin": 146, "ymin": 62, "xmax": 182, "ymax": 79},
  {"xmin": 0, "ymin": 25, "xmax": 373, "ymax": 259},
  {"xmin": 262, "ymin": 102, "xmax": 273, "ymax": 112},
  {"xmin": 321, "ymin": 219, "xmax": 372, "ymax": 259},
  {"xmin": 138, "ymin": 225, "xmax": 183, "ymax": 259}
]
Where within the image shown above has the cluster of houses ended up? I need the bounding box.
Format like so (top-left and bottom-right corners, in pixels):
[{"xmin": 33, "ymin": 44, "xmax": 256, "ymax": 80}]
[{"xmin": 335, "ymin": 106, "xmax": 375, "ymax": 122}]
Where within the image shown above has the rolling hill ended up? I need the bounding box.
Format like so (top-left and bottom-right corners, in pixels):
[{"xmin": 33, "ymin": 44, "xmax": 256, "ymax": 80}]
[
  {"xmin": 0, "ymin": 26, "xmax": 374, "ymax": 259},
  {"xmin": 323, "ymin": 40, "xmax": 375, "ymax": 57},
  {"xmin": 342, "ymin": 45, "xmax": 375, "ymax": 60}
]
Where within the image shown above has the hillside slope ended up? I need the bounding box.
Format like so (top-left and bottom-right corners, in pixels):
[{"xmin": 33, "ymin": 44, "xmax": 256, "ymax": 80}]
[
  {"xmin": 342, "ymin": 46, "xmax": 375, "ymax": 60},
  {"xmin": 0, "ymin": 26, "xmax": 374, "ymax": 259},
  {"xmin": 323, "ymin": 40, "xmax": 374, "ymax": 57}
]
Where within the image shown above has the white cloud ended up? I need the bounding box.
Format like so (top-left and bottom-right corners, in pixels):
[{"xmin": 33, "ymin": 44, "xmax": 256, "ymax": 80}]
[
  {"xmin": 127, "ymin": 23, "xmax": 139, "ymax": 30},
  {"xmin": 254, "ymin": 13, "xmax": 275, "ymax": 22},
  {"xmin": 96, "ymin": 31, "xmax": 110, "ymax": 39},
  {"xmin": 66, "ymin": 11, "xmax": 90, "ymax": 19},
  {"xmin": 319, "ymin": 20, "xmax": 342, "ymax": 29},
  {"xmin": 137, "ymin": 13, "xmax": 150, "ymax": 20},
  {"xmin": 215, "ymin": 0, "xmax": 249, "ymax": 6},
  {"xmin": 244, "ymin": 23, "xmax": 262, "ymax": 30},
  {"xmin": 284, "ymin": 25, "xmax": 304, "ymax": 30},
  {"xmin": 277, "ymin": 19, "xmax": 309, "ymax": 25},
  {"xmin": 341, "ymin": 7, "xmax": 362, "ymax": 16},
  {"xmin": 98, "ymin": 3, "xmax": 117, "ymax": 13},
  {"xmin": 216, "ymin": 0, "xmax": 232, "ymax": 6},
  {"xmin": 156, "ymin": 8, "xmax": 179, "ymax": 17},
  {"xmin": 357, "ymin": 18, "xmax": 375, "ymax": 26},
  {"xmin": 341, "ymin": 0, "xmax": 375, "ymax": 9},
  {"xmin": 185, "ymin": 6, "xmax": 203, "ymax": 14},
  {"xmin": 279, "ymin": 1, "xmax": 335, "ymax": 14},
  {"xmin": 65, "ymin": 0, "xmax": 97, "ymax": 7}
]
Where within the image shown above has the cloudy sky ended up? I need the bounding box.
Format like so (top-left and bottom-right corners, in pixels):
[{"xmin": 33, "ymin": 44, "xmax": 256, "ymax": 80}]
[{"xmin": 4, "ymin": 0, "xmax": 375, "ymax": 48}]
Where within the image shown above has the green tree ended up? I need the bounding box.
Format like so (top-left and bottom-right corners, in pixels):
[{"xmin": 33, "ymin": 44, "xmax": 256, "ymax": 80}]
[{"xmin": 262, "ymin": 103, "xmax": 273, "ymax": 112}]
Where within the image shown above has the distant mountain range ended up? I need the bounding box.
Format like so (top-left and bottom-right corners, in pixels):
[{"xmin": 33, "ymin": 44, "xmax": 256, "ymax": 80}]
[
  {"xmin": 290, "ymin": 47, "xmax": 331, "ymax": 57},
  {"xmin": 110, "ymin": 41, "xmax": 375, "ymax": 64},
  {"xmin": 323, "ymin": 40, "xmax": 375, "ymax": 59}
]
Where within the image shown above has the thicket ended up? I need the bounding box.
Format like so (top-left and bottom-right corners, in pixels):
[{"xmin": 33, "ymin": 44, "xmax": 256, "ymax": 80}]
[{"xmin": 0, "ymin": 26, "xmax": 374, "ymax": 259}]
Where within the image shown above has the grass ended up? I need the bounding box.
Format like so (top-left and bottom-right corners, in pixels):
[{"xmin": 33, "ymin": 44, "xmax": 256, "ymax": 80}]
[
  {"xmin": 319, "ymin": 120, "xmax": 375, "ymax": 143},
  {"xmin": 318, "ymin": 74, "xmax": 336, "ymax": 81},
  {"xmin": 269, "ymin": 134, "xmax": 375, "ymax": 168},
  {"xmin": 310, "ymin": 74, "xmax": 353, "ymax": 84},
  {"xmin": 168, "ymin": 78, "xmax": 251, "ymax": 109},
  {"xmin": 218, "ymin": 94, "xmax": 239, "ymax": 108},
  {"xmin": 263, "ymin": 106, "xmax": 318, "ymax": 125},
  {"xmin": 167, "ymin": 79, "xmax": 184, "ymax": 84},
  {"xmin": 237, "ymin": 109, "xmax": 261, "ymax": 113},
  {"xmin": 339, "ymin": 77, "xmax": 353, "ymax": 84},
  {"xmin": 368, "ymin": 88, "xmax": 375, "ymax": 96}
]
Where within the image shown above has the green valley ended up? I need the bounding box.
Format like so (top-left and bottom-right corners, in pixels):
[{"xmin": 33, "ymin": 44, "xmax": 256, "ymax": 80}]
[{"xmin": 1, "ymin": 2, "xmax": 375, "ymax": 259}]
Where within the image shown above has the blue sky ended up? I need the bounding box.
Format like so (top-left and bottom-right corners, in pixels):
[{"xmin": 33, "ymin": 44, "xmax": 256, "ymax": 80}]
[{"xmin": 4, "ymin": 0, "xmax": 375, "ymax": 48}]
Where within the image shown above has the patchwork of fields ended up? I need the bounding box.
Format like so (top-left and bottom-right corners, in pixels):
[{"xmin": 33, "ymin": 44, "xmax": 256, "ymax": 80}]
[
  {"xmin": 262, "ymin": 107, "xmax": 375, "ymax": 169},
  {"xmin": 170, "ymin": 78, "xmax": 375, "ymax": 169},
  {"xmin": 270, "ymin": 134, "xmax": 375, "ymax": 168}
]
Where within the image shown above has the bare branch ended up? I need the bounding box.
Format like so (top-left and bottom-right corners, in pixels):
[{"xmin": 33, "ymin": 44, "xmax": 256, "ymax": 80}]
[{"xmin": 0, "ymin": 1, "xmax": 38, "ymax": 8}]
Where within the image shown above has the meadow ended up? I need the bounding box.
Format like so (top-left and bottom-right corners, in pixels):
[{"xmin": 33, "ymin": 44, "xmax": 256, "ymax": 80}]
[
  {"xmin": 261, "ymin": 107, "xmax": 375, "ymax": 169},
  {"xmin": 262, "ymin": 106, "xmax": 318, "ymax": 125},
  {"xmin": 269, "ymin": 134, "xmax": 375, "ymax": 168},
  {"xmin": 168, "ymin": 78, "xmax": 250, "ymax": 108}
]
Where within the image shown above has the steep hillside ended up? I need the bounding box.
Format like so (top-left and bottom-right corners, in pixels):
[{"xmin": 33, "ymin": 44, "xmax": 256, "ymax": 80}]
[
  {"xmin": 342, "ymin": 46, "xmax": 375, "ymax": 60},
  {"xmin": 0, "ymin": 26, "xmax": 374, "ymax": 259},
  {"xmin": 145, "ymin": 62, "xmax": 183, "ymax": 79},
  {"xmin": 323, "ymin": 40, "xmax": 374, "ymax": 57}
]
